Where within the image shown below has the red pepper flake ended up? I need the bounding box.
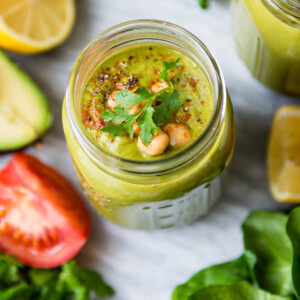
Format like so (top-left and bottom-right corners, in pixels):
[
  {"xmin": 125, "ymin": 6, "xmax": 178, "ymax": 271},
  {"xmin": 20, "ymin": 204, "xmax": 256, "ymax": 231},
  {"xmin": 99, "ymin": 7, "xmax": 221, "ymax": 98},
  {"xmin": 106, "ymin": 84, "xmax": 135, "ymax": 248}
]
[
  {"xmin": 181, "ymin": 84, "xmax": 186, "ymax": 88},
  {"xmin": 189, "ymin": 78, "xmax": 199, "ymax": 87},
  {"xmin": 203, "ymin": 84, "xmax": 207, "ymax": 88},
  {"xmin": 82, "ymin": 103, "xmax": 106, "ymax": 131},
  {"xmin": 201, "ymin": 101, "xmax": 205, "ymax": 104},
  {"xmin": 176, "ymin": 112, "xmax": 191, "ymax": 123},
  {"xmin": 158, "ymin": 53, "xmax": 164, "ymax": 61},
  {"xmin": 180, "ymin": 65, "xmax": 185, "ymax": 71}
]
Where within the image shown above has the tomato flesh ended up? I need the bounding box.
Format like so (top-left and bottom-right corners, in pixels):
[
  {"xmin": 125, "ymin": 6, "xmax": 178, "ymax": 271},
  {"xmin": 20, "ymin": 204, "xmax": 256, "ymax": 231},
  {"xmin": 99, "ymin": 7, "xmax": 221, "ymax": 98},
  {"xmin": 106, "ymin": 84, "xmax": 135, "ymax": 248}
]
[{"xmin": 0, "ymin": 153, "xmax": 91, "ymax": 268}]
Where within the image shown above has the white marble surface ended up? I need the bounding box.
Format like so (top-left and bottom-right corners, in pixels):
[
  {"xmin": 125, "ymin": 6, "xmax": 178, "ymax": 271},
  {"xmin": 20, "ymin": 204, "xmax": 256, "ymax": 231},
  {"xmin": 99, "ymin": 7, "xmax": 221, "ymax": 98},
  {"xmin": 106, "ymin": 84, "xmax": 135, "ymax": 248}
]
[{"xmin": 3, "ymin": 0, "xmax": 299, "ymax": 299}]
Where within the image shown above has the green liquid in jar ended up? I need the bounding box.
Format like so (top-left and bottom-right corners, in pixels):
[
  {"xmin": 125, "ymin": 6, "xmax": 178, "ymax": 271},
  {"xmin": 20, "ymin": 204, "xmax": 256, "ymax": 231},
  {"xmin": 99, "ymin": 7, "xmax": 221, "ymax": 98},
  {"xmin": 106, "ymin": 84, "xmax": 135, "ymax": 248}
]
[
  {"xmin": 81, "ymin": 45, "xmax": 214, "ymax": 160},
  {"xmin": 231, "ymin": 0, "xmax": 300, "ymax": 95}
]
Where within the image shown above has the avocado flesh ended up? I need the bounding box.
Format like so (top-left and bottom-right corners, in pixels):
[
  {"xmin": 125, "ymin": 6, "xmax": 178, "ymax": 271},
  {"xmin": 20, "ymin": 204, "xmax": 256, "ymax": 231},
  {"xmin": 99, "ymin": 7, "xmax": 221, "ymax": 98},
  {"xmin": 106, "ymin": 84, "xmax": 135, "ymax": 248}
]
[{"xmin": 0, "ymin": 51, "xmax": 52, "ymax": 151}]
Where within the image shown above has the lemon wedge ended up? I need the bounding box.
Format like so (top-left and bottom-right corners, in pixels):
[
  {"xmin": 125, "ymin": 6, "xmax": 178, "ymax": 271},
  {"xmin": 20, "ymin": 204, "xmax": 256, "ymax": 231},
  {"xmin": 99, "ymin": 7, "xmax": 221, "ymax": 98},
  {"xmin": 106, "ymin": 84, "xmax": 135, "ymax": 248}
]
[
  {"xmin": 0, "ymin": 0, "xmax": 75, "ymax": 54},
  {"xmin": 267, "ymin": 105, "xmax": 300, "ymax": 203}
]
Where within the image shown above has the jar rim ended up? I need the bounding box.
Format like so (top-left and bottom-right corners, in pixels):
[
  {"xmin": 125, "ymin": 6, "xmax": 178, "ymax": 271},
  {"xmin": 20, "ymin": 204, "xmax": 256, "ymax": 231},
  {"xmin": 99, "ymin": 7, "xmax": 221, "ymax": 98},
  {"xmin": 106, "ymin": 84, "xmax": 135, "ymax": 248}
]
[
  {"xmin": 266, "ymin": 0, "xmax": 300, "ymax": 19},
  {"xmin": 65, "ymin": 19, "xmax": 227, "ymax": 175}
]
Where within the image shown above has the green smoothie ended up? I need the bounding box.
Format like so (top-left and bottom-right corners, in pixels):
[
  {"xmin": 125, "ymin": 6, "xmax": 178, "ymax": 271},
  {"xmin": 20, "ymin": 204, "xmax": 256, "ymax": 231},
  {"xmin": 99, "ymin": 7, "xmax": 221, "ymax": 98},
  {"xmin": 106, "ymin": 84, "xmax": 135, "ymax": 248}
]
[
  {"xmin": 81, "ymin": 45, "xmax": 214, "ymax": 160},
  {"xmin": 63, "ymin": 21, "xmax": 235, "ymax": 229},
  {"xmin": 231, "ymin": 0, "xmax": 300, "ymax": 95}
]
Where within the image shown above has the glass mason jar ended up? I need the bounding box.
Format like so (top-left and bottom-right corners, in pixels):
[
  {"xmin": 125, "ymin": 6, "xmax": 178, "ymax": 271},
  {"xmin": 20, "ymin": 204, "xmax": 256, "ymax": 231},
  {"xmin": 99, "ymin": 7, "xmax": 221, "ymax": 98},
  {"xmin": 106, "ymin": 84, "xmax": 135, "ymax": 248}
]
[
  {"xmin": 62, "ymin": 20, "xmax": 235, "ymax": 230},
  {"xmin": 231, "ymin": 0, "xmax": 300, "ymax": 95}
]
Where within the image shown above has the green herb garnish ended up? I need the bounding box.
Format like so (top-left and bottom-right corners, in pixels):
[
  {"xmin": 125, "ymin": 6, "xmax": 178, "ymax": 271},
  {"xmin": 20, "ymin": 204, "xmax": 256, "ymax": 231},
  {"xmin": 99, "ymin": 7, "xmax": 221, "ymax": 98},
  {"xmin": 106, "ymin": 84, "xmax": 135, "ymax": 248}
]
[
  {"xmin": 0, "ymin": 254, "xmax": 114, "ymax": 300},
  {"xmin": 198, "ymin": 0, "xmax": 209, "ymax": 9},
  {"xmin": 100, "ymin": 58, "xmax": 181, "ymax": 146}
]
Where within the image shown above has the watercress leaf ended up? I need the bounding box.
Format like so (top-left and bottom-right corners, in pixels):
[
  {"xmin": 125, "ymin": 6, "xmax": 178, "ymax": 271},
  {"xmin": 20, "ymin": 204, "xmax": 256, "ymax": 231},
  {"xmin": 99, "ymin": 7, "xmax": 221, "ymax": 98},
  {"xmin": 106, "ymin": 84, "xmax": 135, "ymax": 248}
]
[
  {"xmin": 57, "ymin": 261, "xmax": 82, "ymax": 291},
  {"xmin": 76, "ymin": 266, "xmax": 115, "ymax": 297},
  {"xmin": 100, "ymin": 124, "xmax": 124, "ymax": 137},
  {"xmin": 138, "ymin": 106, "xmax": 158, "ymax": 146},
  {"xmin": 243, "ymin": 211, "xmax": 294, "ymax": 297},
  {"xmin": 170, "ymin": 91, "xmax": 181, "ymax": 112},
  {"xmin": 37, "ymin": 286, "xmax": 65, "ymax": 300},
  {"xmin": 188, "ymin": 281, "xmax": 292, "ymax": 300},
  {"xmin": 73, "ymin": 286, "xmax": 89, "ymax": 300},
  {"xmin": 0, "ymin": 262, "xmax": 21, "ymax": 285},
  {"xmin": 28, "ymin": 268, "xmax": 60, "ymax": 286},
  {"xmin": 0, "ymin": 283, "xmax": 36, "ymax": 300},
  {"xmin": 0, "ymin": 253, "xmax": 23, "ymax": 267},
  {"xmin": 161, "ymin": 58, "xmax": 181, "ymax": 82},
  {"xmin": 57, "ymin": 261, "xmax": 114, "ymax": 300},
  {"xmin": 115, "ymin": 89, "xmax": 145, "ymax": 109},
  {"xmin": 286, "ymin": 207, "xmax": 300, "ymax": 298},
  {"xmin": 172, "ymin": 253, "xmax": 256, "ymax": 300},
  {"xmin": 198, "ymin": 0, "xmax": 209, "ymax": 9}
]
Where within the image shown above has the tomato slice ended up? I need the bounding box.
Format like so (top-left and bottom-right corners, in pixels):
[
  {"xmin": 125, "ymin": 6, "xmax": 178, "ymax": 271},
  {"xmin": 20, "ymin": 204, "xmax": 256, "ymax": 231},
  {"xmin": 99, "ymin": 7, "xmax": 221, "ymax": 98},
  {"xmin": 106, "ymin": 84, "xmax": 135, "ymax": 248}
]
[{"xmin": 0, "ymin": 153, "xmax": 91, "ymax": 268}]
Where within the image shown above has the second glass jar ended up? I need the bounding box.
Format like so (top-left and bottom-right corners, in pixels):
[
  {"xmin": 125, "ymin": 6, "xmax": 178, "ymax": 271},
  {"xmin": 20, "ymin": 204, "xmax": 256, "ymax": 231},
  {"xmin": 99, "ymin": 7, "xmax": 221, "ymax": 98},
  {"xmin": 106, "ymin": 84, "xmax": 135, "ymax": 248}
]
[{"xmin": 231, "ymin": 0, "xmax": 300, "ymax": 95}]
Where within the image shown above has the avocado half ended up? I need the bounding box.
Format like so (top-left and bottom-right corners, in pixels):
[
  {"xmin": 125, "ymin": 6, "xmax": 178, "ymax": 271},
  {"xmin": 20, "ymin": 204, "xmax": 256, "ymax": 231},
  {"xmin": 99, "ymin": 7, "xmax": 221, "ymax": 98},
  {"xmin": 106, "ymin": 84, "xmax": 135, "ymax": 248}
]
[{"xmin": 0, "ymin": 50, "xmax": 52, "ymax": 151}]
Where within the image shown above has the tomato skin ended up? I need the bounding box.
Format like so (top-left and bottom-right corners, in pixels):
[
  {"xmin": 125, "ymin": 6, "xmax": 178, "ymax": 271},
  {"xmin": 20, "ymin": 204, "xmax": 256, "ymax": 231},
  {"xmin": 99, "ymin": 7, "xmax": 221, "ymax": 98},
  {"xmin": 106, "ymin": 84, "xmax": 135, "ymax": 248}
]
[{"xmin": 0, "ymin": 153, "xmax": 91, "ymax": 268}]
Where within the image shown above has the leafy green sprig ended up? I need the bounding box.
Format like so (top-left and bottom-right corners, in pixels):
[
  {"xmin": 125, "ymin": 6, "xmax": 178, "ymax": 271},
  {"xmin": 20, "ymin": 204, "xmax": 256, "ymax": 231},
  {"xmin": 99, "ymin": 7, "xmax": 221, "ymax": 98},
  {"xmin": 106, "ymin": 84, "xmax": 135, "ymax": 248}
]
[
  {"xmin": 0, "ymin": 254, "xmax": 114, "ymax": 300},
  {"xmin": 100, "ymin": 58, "xmax": 182, "ymax": 146}
]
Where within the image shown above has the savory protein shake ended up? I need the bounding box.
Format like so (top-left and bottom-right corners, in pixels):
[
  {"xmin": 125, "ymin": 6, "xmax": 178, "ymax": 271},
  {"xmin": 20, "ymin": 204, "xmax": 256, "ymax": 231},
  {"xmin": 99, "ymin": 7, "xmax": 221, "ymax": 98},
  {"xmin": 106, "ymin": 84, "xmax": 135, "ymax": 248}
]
[{"xmin": 63, "ymin": 20, "xmax": 235, "ymax": 230}]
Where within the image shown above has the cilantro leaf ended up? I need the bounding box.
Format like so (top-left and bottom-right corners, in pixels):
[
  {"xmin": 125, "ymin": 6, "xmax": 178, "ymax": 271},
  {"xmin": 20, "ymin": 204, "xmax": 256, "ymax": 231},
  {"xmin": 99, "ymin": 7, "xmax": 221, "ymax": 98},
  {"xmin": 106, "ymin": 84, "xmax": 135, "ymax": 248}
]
[
  {"xmin": 170, "ymin": 91, "xmax": 181, "ymax": 112},
  {"xmin": 101, "ymin": 106, "xmax": 131, "ymax": 123},
  {"xmin": 100, "ymin": 124, "xmax": 124, "ymax": 137},
  {"xmin": 122, "ymin": 116, "xmax": 137, "ymax": 138},
  {"xmin": 138, "ymin": 106, "xmax": 158, "ymax": 146},
  {"xmin": 161, "ymin": 58, "xmax": 180, "ymax": 83},
  {"xmin": 115, "ymin": 87, "xmax": 152, "ymax": 110},
  {"xmin": 153, "ymin": 91, "xmax": 181, "ymax": 125},
  {"xmin": 134, "ymin": 86, "xmax": 153, "ymax": 99},
  {"xmin": 153, "ymin": 92, "xmax": 172, "ymax": 124},
  {"xmin": 100, "ymin": 58, "xmax": 182, "ymax": 145},
  {"xmin": 115, "ymin": 89, "xmax": 140, "ymax": 109}
]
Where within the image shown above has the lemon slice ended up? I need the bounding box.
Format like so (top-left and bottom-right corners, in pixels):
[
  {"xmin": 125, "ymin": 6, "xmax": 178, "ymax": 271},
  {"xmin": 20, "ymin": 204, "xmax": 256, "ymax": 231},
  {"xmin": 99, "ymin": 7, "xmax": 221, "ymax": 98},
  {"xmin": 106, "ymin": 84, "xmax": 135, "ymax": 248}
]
[
  {"xmin": 267, "ymin": 105, "xmax": 300, "ymax": 203},
  {"xmin": 0, "ymin": 0, "xmax": 75, "ymax": 54}
]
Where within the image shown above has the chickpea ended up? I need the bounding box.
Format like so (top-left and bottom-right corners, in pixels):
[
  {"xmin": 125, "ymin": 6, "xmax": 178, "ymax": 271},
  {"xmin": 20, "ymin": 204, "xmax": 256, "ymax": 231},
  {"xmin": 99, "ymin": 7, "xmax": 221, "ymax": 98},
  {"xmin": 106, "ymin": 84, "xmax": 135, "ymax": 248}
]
[
  {"xmin": 133, "ymin": 122, "xmax": 141, "ymax": 136},
  {"xmin": 164, "ymin": 123, "xmax": 191, "ymax": 148},
  {"xmin": 138, "ymin": 128, "xmax": 169, "ymax": 156},
  {"xmin": 106, "ymin": 91, "xmax": 118, "ymax": 110},
  {"xmin": 150, "ymin": 80, "xmax": 170, "ymax": 93}
]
